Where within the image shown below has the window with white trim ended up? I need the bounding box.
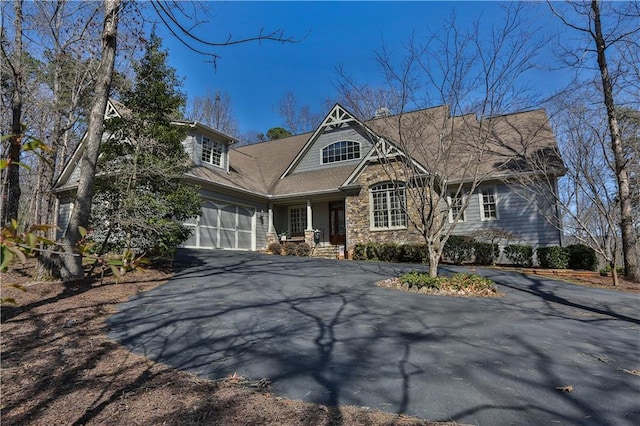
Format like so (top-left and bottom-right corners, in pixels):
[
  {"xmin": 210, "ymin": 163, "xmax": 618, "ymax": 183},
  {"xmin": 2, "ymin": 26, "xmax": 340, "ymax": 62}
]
[
  {"xmin": 322, "ymin": 140, "xmax": 361, "ymax": 164},
  {"xmin": 202, "ymin": 136, "xmax": 224, "ymax": 167},
  {"xmin": 448, "ymin": 191, "xmax": 465, "ymax": 222},
  {"xmin": 371, "ymin": 183, "xmax": 407, "ymax": 229},
  {"xmin": 289, "ymin": 207, "xmax": 306, "ymax": 236},
  {"xmin": 480, "ymin": 187, "xmax": 498, "ymax": 220}
]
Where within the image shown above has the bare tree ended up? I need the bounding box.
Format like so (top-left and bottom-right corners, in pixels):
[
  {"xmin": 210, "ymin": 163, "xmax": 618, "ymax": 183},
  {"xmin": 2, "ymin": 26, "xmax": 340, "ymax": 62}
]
[
  {"xmin": 0, "ymin": 0, "xmax": 24, "ymax": 225},
  {"xmin": 59, "ymin": 0, "xmax": 121, "ymax": 279},
  {"xmin": 185, "ymin": 89, "xmax": 238, "ymax": 136},
  {"xmin": 30, "ymin": 1, "xmax": 103, "ymax": 234},
  {"xmin": 278, "ymin": 91, "xmax": 322, "ymax": 134},
  {"xmin": 338, "ymin": 3, "xmax": 553, "ymax": 277},
  {"xmin": 548, "ymin": 0, "xmax": 640, "ymax": 281},
  {"xmin": 518, "ymin": 88, "xmax": 624, "ymax": 284}
]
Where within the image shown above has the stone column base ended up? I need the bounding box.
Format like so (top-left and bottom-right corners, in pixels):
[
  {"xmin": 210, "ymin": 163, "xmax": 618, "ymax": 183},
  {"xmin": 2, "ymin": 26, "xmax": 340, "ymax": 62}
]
[
  {"xmin": 304, "ymin": 230, "xmax": 314, "ymax": 246},
  {"xmin": 266, "ymin": 232, "xmax": 278, "ymax": 245}
]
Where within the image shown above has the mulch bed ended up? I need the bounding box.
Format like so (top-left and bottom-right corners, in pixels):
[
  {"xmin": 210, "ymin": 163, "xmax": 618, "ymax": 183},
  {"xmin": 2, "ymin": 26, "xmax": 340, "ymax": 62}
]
[
  {"xmin": 376, "ymin": 277, "xmax": 503, "ymax": 298},
  {"xmin": 1, "ymin": 261, "xmax": 446, "ymax": 426},
  {"xmin": 506, "ymin": 267, "xmax": 640, "ymax": 293}
]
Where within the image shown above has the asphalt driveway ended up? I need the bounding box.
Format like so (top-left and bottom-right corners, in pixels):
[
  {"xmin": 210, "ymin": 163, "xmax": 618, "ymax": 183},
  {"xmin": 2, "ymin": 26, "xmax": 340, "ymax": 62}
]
[{"xmin": 107, "ymin": 249, "xmax": 639, "ymax": 425}]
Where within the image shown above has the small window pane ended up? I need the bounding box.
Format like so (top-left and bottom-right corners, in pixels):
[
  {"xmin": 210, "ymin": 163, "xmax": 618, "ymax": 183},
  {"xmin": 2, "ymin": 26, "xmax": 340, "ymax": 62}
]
[
  {"xmin": 290, "ymin": 207, "xmax": 306, "ymax": 235},
  {"xmin": 482, "ymin": 188, "xmax": 497, "ymax": 219},
  {"xmin": 371, "ymin": 183, "xmax": 406, "ymax": 229},
  {"xmin": 322, "ymin": 141, "xmax": 361, "ymax": 164},
  {"xmin": 450, "ymin": 192, "xmax": 465, "ymax": 221},
  {"xmin": 202, "ymin": 136, "xmax": 224, "ymax": 167}
]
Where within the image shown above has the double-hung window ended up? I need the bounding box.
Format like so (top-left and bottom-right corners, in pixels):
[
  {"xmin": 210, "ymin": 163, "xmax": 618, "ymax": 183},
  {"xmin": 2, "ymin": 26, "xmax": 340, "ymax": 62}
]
[
  {"xmin": 480, "ymin": 187, "xmax": 498, "ymax": 220},
  {"xmin": 449, "ymin": 191, "xmax": 466, "ymax": 222},
  {"xmin": 202, "ymin": 136, "xmax": 224, "ymax": 167},
  {"xmin": 289, "ymin": 207, "xmax": 307, "ymax": 236},
  {"xmin": 370, "ymin": 183, "xmax": 407, "ymax": 229}
]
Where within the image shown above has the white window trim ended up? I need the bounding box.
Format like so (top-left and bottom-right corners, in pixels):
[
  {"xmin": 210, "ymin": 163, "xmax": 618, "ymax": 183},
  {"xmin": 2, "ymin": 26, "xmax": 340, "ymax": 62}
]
[
  {"xmin": 479, "ymin": 185, "xmax": 500, "ymax": 221},
  {"xmin": 369, "ymin": 183, "xmax": 408, "ymax": 231},
  {"xmin": 447, "ymin": 192, "xmax": 467, "ymax": 224},
  {"xmin": 288, "ymin": 205, "xmax": 307, "ymax": 236},
  {"xmin": 320, "ymin": 140, "xmax": 361, "ymax": 165},
  {"xmin": 201, "ymin": 135, "xmax": 226, "ymax": 169}
]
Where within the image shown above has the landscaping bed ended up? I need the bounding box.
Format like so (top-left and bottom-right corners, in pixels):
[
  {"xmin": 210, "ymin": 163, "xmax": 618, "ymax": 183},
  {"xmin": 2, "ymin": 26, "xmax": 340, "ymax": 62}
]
[{"xmin": 377, "ymin": 272, "xmax": 503, "ymax": 298}]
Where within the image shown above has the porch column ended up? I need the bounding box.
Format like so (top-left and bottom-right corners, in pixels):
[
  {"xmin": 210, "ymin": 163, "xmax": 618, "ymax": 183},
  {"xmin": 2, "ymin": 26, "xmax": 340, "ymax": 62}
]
[
  {"xmin": 306, "ymin": 199, "xmax": 313, "ymax": 230},
  {"xmin": 305, "ymin": 199, "xmax": 314, "ymax": 247},
  {"xmin": 268, "ymin": 203, "xmax": 275, "ymax": 233},
  {"xmin": 266, "ymin": 203, "xmax": 277, "ymax": 246}
]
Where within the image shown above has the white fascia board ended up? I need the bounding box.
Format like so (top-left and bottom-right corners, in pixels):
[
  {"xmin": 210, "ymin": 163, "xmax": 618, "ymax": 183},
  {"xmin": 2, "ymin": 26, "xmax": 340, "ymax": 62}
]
[{"xmin": 173, "ymin": 120, "xmax": 238, "ymax": 144}]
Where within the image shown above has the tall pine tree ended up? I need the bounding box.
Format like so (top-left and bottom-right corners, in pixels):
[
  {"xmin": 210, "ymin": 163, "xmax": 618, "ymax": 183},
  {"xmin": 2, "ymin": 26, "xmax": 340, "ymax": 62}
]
[{"xmin": 92, "ymin": 33, "xmax": 200, "ymax": 258}]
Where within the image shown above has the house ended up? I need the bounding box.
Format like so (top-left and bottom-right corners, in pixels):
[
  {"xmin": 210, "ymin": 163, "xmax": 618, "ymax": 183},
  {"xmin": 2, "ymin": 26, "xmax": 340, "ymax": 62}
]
[{"xmin": 54, "ymin": 101, "xmax": 565, "ymax": 260}]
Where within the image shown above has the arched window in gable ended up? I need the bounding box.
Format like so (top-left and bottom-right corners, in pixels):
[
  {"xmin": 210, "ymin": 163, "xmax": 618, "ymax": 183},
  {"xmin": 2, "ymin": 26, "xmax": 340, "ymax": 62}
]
[{"xmin": 321, "ymin": 140, "xmax": 361, "ymax": 164}]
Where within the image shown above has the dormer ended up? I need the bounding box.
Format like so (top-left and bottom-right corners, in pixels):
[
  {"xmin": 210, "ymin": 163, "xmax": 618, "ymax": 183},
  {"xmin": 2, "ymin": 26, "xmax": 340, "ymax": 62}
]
[{"xmin": 174, "ymin": 121, "xmax": 237, "ymax": 173}]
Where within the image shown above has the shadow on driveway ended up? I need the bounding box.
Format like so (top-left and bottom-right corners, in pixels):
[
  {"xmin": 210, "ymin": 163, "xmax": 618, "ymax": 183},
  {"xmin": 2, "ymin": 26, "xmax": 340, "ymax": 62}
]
[{"xmin": 108, "ymin": 249, "xmax": 640, "ymax": 425}]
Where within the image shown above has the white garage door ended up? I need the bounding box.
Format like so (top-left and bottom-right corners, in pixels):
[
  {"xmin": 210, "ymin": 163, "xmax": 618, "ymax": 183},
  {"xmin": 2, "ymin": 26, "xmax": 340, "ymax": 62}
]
[{"xmin": 184, "ymin": 200, "xmax": 254, "ymax": 250}]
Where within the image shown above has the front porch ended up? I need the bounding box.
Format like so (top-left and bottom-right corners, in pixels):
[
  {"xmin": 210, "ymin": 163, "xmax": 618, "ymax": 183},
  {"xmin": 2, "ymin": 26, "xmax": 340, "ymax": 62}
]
[{"xmin": 267, "ymin": 198, "xmax": 347, "ymax": 258}]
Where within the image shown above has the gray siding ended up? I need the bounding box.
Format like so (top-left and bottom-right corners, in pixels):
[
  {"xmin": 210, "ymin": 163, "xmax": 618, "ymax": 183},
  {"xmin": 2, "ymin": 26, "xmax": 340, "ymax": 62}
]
[
  {"xmin": 292, "ymin": 124, "xmax": 374, "ymax": 174},
  {"xmin": 447, "ymin": 182, "xmax": 561, "ymax": 248},
  {"xmin": 56, "ymin": 197, "xmax": 74, "ymax": 240},
  {"xmin": 273, "ymin": 205, "xmax": 288, "ymax": 236},
  {"xmin": 182, "ymin": 133, "xmax": 197, "ymax": 163}
]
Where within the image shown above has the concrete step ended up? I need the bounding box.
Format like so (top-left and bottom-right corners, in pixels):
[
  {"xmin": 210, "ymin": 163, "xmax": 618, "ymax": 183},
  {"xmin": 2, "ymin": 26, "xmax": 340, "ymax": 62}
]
[{"xmin": 311, "ymin": 245, "xmax": 340, "ymax": 259}]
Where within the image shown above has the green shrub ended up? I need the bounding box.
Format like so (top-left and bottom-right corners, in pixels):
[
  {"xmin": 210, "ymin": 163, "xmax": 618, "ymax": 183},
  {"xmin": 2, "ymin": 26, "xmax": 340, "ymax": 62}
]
[
  {"xmin": 283, "ymin": 242, "xmax": 298, "ymax": 256},
  {"xmin": 378, "ymin": 243, "xmax": 399, "ymax": 262},
  {"xmin": 504, "ymin": 244, "xmax": 533, "ymax": 267},
  {"xmin": 352, "ymin": 242, "xmax": 427, "ymax": 264},
  {"xmin": 267, "ymin": 242, "xmax": 282, "ymax": 255},
  {"xmin": 448, "ymin": 273, "xmax": 496, "ymax": 292},
  {"xmin": 365, "ymin": 243, "xmax": 380, "ymax": 261},
  {"xmin": 443, "ymin": 236, "xmax": 475, "ymax": 265},
  {"xmin": 353, "ymin": 244, "xmax": 366, "ymax": 260},
  {"xmin": 536, "ymin": 246, "xmax": 569, "ymax": 269},
  {"xmin": 566, "ymin": 244, "xmax": 598, "ymax": 271},
  {"xmin": 400, "ymin": 271, "xmax": 448, "ymax": 289},
  {"xmin": 399, "ymin": 244, "xmax": 427, "ymax": 263},
  {"xmin": 474, "ymin": 242, "xmax": 499, "ymax": 265},
  {"xmin": 295, "ymin": 242, "xmax": 311, "ymax": 257},
  {"xmin": 399, "ymin": 271, "xmax": 497, "ymax": 293}
]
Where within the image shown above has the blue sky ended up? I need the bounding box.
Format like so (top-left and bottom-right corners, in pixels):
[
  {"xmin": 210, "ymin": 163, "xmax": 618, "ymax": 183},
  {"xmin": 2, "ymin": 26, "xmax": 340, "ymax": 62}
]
[{"xmin": 158, "ymin": 1, "xmax": 568, "ymax": 136}]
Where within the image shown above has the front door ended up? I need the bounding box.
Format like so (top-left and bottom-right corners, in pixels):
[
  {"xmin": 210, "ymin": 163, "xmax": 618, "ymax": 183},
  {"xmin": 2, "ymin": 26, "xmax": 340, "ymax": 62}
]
[{"xmin": 329, "ymin": 202, "xmax": 346, "ymax": 245}]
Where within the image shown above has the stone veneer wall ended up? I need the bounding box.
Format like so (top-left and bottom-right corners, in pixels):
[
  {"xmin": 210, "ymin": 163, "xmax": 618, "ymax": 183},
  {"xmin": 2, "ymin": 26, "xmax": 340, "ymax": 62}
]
[{"xmin": 345, "ymin": 163, "xmax": 425, "ymax": 257}]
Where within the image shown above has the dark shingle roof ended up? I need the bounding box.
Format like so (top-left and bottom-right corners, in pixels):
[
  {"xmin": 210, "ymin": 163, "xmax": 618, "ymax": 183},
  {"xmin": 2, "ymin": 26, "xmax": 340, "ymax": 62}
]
[
  {"xmin": 367, "ymin": 107, "xmax": 564, "ymax": 182},
  {"xmin": 189, "ymin": 105, "xmax": 563, "ymax": 198}
]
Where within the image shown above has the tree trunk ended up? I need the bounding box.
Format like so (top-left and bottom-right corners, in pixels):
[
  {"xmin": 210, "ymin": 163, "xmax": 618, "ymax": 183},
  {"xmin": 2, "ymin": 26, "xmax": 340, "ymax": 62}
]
[
  {"xmin": 59, "ymin": 0, "xmax": 120, "ymax": 280},
  {"xmin": 592, "ymin": 0, "xmax": 640, "ymax": 282},
  {"xmin": 427, "ymin": 245, "xmax": 440, "ymax": 278},
  {"xmin": 2, "ymin": 0, "xmax": 23, "ymax": 226}
]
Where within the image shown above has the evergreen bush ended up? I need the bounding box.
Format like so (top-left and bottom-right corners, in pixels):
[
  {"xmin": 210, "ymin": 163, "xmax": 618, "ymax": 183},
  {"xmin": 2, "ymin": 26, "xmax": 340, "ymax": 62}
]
[
  {"xmin": 351, "ymin": 242, "xmax": 427, "ymax": 263},
  {"xmin": 536, "ymin": 246, "xmax": 569, "ymax": 269},
  {"xmin": 566, "ymin": 244, "xmax": 598, "ymax": 271},
  {"xmin": 443, "ymin": 236, "xmax": 475, "ymax": 265},
  {"xmin": 353, "ymin": 244, "xmax": 366, "ymax": 260},
  {"xmin": 504, "ymin": 244, "xmax": 533, "ymax": 267},
  {"xmin": 474, "ymin": 242, "xmax": 499, "ymax": 265}
]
